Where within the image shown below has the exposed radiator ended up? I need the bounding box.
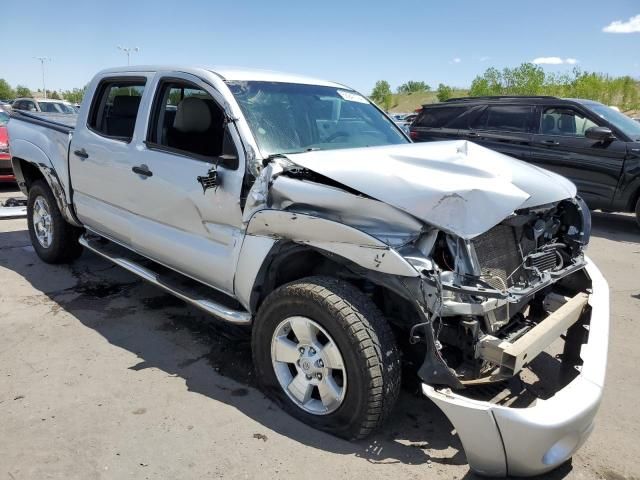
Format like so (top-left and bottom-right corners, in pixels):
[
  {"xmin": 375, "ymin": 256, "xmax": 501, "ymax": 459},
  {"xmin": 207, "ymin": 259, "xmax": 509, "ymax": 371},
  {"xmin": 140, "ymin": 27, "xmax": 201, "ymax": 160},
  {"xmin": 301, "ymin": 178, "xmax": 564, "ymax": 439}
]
[
  {"xmin": 472, "ymin": 225, "xmax": 522, "ymax": 291},
  {"xmin": 472, "ymin": 224, "xmax": 560, "ymax": 291}
]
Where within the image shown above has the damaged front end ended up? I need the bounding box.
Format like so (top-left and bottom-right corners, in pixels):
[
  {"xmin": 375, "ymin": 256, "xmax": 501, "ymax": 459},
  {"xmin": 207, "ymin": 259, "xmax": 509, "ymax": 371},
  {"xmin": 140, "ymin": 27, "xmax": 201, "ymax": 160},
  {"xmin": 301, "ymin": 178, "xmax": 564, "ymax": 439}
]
[{"xmin": 242, "ymin": 141, "xmax": 608, "ymax": 477}]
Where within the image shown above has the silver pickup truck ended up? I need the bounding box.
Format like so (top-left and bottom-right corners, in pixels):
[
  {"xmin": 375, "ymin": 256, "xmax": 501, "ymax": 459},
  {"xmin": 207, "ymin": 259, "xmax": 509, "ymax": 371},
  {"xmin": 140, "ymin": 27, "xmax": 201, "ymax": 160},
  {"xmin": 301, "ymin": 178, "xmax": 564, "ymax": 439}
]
[{"xmin": 8, "ymin": 66, "xmax": 609, "ymax": 477}]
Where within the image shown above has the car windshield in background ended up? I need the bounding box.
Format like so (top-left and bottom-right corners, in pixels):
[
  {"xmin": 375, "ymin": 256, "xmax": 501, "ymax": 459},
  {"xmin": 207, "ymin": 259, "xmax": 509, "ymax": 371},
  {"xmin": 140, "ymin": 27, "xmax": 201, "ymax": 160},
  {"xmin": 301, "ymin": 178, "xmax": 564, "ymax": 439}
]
[
  {"xmin": 587, "ymin": 103, "xmax": 640, "ymax": 141},
  {"xmin": 37, "ymin": 102, "xmax": 76, "ymax": 114},
  {"xmin": 226, "ymin": 81, "xmax": 408, "ymax": 156},
  {"xmin": 0, "ymin": 111, "xmax": 9, "ymax": 125}
]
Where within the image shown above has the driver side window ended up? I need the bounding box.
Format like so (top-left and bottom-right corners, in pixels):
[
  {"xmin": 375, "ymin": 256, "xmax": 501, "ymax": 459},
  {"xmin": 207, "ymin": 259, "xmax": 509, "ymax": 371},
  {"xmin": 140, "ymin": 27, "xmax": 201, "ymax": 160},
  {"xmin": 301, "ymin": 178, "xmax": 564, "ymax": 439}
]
[
  {"xmin": 541, "ymin": 107, "xmax": 598, "ymax": 137},
  {"xmin": 147, "ymin": 79, "xmax": 238, "ymax": 169}
]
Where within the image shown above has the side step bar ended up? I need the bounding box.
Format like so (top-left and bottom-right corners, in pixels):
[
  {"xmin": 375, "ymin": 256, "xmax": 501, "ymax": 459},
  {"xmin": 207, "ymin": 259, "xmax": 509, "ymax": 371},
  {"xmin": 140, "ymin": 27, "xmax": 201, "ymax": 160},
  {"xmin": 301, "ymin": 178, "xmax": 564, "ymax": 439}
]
[{"xmin": 79, "ymin": 235, "xmax": 252, "ymax": 325}]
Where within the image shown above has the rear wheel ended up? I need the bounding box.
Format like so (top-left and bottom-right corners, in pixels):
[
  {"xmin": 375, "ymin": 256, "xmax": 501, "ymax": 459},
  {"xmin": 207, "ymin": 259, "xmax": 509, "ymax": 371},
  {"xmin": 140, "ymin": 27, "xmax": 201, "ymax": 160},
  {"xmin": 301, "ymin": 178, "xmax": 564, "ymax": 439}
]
[
  {"xmin": 27, "ymin": 180, "xmax": 83, "ymax": 264},
  {"xmin": 252, "ymin": 276, "xmax": 401, "ymax": 440}
]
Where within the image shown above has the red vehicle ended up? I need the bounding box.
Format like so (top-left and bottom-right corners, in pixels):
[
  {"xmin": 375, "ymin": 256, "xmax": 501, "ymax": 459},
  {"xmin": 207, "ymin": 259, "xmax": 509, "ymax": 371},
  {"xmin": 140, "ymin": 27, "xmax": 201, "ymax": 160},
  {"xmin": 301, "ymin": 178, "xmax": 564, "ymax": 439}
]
[{"xmin": 0, "ymin": 108, "xmax": 13, "ymax": 182}]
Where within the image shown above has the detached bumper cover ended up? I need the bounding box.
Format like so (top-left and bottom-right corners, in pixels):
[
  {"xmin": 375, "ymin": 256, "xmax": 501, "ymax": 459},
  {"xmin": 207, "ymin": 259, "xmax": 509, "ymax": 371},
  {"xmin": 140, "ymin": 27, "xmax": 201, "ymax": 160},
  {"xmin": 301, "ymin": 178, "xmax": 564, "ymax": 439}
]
[{"xmin": 423, "ymin": 258, "xmax": 609, "ymax": 477}]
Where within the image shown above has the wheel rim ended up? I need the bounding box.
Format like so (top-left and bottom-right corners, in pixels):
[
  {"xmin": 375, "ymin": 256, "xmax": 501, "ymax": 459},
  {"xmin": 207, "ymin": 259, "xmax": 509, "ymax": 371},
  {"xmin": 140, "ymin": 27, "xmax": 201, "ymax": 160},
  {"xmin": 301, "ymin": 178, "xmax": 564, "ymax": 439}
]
[
  {"xmin": 270, "ymin": 316, "xmax": 347, "ymax": 415},
  {"xmin": 32, "ymin": 196, "xmax": 53, "ymax": 248}
]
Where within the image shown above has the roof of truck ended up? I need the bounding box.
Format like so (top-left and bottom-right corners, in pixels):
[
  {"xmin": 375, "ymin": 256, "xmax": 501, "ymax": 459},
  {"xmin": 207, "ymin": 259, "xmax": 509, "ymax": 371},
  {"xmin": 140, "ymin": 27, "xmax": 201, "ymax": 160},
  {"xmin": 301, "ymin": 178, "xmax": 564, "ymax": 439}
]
[{"xmin": 97, "ymin": 65, "xmax": 348, "ymax": 89}]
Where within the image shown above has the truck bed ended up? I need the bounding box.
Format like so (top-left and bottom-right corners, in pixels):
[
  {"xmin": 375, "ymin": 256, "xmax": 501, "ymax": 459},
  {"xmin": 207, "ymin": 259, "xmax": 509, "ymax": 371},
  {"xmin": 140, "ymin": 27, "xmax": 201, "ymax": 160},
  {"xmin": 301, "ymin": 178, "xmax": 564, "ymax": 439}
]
[
  {"xmin": 10, "ymin": 110, "xmax": 77, "ymax": 133},
  {"xmin": 8, "ymin": 110, "xmax": 78, "ymax": 203}
]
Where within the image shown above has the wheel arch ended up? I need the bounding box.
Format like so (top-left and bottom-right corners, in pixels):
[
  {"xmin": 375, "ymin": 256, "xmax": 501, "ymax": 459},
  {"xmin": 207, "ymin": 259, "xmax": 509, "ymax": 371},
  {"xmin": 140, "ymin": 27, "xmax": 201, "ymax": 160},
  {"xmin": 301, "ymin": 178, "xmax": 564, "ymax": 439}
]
[
  {"xmin": 11, "ymin": 153, "xmax": 82, "ymax": 227},
  {"xmin": 235, "ymin": 210, "xmax": 419, "ymax": 316}
]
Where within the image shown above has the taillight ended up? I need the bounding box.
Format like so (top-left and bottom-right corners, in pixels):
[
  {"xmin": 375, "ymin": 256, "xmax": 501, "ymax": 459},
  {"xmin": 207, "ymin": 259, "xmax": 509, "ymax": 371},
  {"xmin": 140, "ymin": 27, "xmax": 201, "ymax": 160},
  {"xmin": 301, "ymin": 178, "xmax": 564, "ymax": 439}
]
[{"xmin": 409, "ymin": 130, "xmax": 419, "ymax": 140}]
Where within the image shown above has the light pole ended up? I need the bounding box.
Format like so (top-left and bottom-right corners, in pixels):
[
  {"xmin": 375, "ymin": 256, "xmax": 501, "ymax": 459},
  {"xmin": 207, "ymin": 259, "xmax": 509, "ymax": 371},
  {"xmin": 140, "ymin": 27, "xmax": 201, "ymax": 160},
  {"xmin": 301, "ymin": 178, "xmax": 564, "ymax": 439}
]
[
  {"xmin": 117, "ymin": 45, "xmax": 139, "ymax": 66},
  {"xmin": 34, "ymin": 56, "xmax": 51, "ymax": 99}
]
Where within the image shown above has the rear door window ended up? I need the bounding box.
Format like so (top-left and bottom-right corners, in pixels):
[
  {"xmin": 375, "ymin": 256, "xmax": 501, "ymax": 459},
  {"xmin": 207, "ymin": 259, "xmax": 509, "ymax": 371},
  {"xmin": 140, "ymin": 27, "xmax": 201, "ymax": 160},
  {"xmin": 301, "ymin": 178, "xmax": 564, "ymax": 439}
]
[
  {"xmin": 414, "ymin": 106, "xmax": 469, "ymax": 128},
  {"xmin": 88, "ymin": 79, "xmax": 146, "ymax": 141},
  {"xmin": 471, "ymin": 105, "xmax": 535, "ymax": 133}
]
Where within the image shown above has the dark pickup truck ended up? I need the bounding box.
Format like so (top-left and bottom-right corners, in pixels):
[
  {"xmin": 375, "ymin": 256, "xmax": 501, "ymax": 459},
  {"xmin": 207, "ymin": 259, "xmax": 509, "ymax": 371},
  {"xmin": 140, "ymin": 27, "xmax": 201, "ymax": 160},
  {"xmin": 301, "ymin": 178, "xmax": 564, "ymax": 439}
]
[{"xmin": 410, "ymin": 96, "xmax": 640, "ymax": 226}]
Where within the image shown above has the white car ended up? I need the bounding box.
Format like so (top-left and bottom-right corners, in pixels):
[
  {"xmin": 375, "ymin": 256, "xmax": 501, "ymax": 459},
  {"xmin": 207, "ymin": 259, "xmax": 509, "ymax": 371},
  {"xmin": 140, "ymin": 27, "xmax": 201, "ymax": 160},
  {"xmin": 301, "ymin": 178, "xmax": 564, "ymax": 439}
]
[
  {"xmin": 8, "ymin": 65, "xmax": 609, "ymax": 477},
  {"xmin": 11, "ymin": 97, "xmax": 76, "ymax": 114}
]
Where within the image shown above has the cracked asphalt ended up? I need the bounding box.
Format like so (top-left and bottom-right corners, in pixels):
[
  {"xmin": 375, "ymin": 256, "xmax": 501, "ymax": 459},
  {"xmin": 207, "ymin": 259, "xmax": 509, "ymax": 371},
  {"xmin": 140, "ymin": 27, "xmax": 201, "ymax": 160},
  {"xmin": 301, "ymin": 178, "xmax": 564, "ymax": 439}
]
[{"xmin": 1, "ymin": 184, "xmax": 639, "ymax": 480}]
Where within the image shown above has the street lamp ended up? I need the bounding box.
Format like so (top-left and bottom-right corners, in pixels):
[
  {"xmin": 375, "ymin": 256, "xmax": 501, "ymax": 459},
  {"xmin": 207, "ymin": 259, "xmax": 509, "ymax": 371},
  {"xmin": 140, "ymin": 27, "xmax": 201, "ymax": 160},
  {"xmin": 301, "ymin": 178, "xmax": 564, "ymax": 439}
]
[
  {"xmin": 34, "ymin": 56, "xmax": 51, "ymax": 99},
  {"xmin": 117, "ymin": 45, "xmax": 139, "ymax": 66}
]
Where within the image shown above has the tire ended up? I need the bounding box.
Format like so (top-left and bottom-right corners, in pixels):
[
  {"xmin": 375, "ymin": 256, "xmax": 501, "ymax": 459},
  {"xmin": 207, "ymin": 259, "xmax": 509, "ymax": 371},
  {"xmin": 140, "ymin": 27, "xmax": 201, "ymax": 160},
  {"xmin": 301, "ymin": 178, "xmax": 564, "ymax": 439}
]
[
  {"xmin": 27, "ymin": 179, "xmax": 83, "ymax": 264},
  {"xmin": 635, "ymin": 197, "xmax": 640, "ymax": 229},
  {"xmin": 252, "ymin": 276, "xmax": 401, "ymax": 440}
]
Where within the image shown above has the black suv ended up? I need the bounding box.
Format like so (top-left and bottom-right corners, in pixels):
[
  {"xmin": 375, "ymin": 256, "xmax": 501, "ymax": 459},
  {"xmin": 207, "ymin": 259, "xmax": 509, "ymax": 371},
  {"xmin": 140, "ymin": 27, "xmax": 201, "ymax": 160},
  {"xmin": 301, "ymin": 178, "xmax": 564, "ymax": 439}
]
[{"xmin": 410, "ymin": 96, "xmax": 640, "ymax": 226}]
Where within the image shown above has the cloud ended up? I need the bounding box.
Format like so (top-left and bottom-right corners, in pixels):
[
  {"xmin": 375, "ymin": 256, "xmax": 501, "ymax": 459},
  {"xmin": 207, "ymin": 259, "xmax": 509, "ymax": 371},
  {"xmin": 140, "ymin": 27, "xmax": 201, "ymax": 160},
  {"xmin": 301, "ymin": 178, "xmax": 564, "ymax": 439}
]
[
  {"xmin": 532, "ymin": 57, "xmax": 579, "ymax": 65},
  {"xmin": 603, "ymin": 14, "xmax": 640, "ymax": 33},
  {"xmin": 478, "ymin": 56, "xmax": 491, "ymax": 62},
  {"xmin": 451, "ymin": 57, "xmax": 461, "ymax": 64}
]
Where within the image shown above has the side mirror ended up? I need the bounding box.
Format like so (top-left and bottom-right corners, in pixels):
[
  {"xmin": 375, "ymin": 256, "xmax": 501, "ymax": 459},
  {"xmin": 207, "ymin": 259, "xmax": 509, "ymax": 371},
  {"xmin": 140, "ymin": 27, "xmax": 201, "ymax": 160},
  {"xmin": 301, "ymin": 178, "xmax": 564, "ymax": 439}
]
[{"xmin": 585, "ymin": 126, "xmax": 614, "ymax": 142}]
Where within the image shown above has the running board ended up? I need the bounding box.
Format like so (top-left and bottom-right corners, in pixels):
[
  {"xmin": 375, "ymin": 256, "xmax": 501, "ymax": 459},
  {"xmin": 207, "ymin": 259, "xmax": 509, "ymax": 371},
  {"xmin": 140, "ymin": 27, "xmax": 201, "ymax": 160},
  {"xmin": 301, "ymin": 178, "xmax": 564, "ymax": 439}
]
[{"xmin": 79, "ymin": 235, "xmax": 252, "ymax": 325}]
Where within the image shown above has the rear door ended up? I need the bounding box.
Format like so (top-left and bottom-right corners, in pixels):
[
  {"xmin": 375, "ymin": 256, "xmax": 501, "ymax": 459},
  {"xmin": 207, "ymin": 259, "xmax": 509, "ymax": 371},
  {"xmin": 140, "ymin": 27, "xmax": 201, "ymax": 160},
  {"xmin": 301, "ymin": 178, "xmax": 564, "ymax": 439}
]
[
  {"xmin": 529, "ymin": 105, "xmax": 626, "ymax": 208},
  {"xmin": 465, "ymin": 104, "xmax": 535, "ymax": 161},
  {"xmin": 70, "ymin": 75, "xmax": 150, "ymax": 246},
  {"xmin": 124, "ymin": 72, "xmax": 246, "ymax": 295}
]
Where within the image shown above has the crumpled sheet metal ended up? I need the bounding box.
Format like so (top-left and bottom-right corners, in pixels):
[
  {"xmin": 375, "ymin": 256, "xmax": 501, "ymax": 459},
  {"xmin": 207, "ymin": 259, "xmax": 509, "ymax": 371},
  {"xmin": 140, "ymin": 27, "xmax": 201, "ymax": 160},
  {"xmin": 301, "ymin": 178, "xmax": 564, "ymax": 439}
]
[
  {"xmin": 247, "ymin": 209, "xmax": 419, "ymax": 277},
  {"xmin": 287, "ymin": 141, "xmax": 577, "ymax": 239}
]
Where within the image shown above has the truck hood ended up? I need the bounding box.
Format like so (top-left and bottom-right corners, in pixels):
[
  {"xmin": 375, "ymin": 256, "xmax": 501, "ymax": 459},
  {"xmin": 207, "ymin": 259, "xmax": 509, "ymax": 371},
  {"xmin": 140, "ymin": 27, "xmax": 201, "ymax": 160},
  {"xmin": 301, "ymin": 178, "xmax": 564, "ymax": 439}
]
[{"xmin": 286, "ymin": 140, "xmax": 577, "ymax": 239}]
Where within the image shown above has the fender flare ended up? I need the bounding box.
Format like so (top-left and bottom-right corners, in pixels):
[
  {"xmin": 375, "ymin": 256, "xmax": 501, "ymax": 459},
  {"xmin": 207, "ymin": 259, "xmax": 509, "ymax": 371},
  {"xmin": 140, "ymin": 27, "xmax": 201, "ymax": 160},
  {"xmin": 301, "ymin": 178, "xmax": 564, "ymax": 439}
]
[{"xmin": 10, "ymin": 140, "xmax": 82, "ymax": 227}]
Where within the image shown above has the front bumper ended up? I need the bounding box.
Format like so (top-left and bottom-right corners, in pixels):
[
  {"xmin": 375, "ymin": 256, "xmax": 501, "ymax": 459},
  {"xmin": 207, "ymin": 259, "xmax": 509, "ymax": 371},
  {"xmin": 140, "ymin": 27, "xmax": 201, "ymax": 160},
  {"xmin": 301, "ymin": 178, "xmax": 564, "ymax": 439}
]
[{"xmin": 423, "ymin": 258, "xmax": 609, "ymax": 477}]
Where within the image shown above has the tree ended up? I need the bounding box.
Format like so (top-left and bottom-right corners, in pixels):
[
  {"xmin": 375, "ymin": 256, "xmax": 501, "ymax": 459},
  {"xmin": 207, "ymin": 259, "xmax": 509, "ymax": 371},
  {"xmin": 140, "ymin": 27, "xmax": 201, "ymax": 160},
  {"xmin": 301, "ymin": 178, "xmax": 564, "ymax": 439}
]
[
  {"xmin": 436, "ymin": 83, "xmax": 453, "ymax": 102},
  {"xmin": 470, "ymin": 63, "xmax": 545, "ymax": 96},
  {"xmin": 0, "ymin": 79, "xmax": 15, "ymax": 100},
  {"xmin": 397, "ymin": 81, "xmax": 431, "ymax": 94},
  {"xmin": 49, "ymin": 90, "xmax": 61, "ymax": 100},
  {"xmin": 370, "ymin": 80, "xmax": 393, "ymax": 111},
  {"xmin": 15, "ymin": 85, "xmax": 32, "ymax": 97},
  {"xmin": 62, "ymin": 87, "xmax": 86, "ymax": 104}
]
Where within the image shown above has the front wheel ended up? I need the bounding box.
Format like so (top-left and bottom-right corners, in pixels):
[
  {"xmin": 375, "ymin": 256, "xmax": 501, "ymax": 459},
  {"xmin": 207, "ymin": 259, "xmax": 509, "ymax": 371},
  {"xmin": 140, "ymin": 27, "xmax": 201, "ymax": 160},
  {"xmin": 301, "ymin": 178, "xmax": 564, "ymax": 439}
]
[
  {"xmin": 27, "ymin": 180, "xmax": 83, "ymax": 264},
  {"xmin": 252, "ymin": 276, "xmax": 401, "ymax": 440}
]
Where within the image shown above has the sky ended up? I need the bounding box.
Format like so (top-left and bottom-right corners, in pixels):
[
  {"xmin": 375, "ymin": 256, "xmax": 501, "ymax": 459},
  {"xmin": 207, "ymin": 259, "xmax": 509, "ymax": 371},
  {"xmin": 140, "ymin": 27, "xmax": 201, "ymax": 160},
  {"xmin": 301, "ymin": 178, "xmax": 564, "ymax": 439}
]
[{"xmin": 2, "ymin": 0, "xmax": 639, "ymax": 95}]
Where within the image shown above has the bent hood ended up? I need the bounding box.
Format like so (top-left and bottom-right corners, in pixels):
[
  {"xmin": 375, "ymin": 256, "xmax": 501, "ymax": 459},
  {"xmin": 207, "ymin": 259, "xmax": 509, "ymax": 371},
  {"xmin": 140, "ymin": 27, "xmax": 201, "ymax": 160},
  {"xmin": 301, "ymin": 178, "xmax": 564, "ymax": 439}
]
[{"xmin": 286, "ymin": 140, "xmax": 576, "ymax": 239}]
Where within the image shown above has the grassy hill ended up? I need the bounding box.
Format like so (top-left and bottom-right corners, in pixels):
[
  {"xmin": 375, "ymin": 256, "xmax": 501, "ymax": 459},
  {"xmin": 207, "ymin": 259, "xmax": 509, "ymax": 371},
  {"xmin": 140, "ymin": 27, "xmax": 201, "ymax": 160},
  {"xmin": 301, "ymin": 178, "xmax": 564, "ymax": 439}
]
[{"xmin": 388, "ymin": 89, "xmax": 469, "ymax": 113}]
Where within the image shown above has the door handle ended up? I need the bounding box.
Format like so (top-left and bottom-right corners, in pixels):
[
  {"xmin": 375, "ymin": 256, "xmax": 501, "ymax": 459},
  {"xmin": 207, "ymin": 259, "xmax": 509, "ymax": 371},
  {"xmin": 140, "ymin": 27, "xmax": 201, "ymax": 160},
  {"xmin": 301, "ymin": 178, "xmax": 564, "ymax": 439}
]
[
  {"xmin": 541, "ymin": 139, "xmax": 560, "ymax": 146},
  {"xmin": 466, "ymin": 132, "xmax": 480, "ymax": 138},
  {"xmin": 74, "ymin": 149, "xmax": 89, "ymax": 160},
  {"xmin": 132, "ymin": 164, "xmax": 153, "ymax": 177}
]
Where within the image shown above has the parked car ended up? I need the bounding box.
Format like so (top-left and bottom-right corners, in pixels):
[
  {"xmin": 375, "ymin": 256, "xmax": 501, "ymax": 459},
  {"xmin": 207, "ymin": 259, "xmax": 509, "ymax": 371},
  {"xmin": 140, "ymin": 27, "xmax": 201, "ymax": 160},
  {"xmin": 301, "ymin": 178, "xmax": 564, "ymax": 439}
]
[
  {"xmin": 8, "ymin": 67, "xmax": 609, "ymax": 477},
  {"xmin": 410, "ymin": 96, "xmax": 640, "ymax": 226},
  {"xmin": 0, "ymin": 107, "xmax": 13, "ymax": 181},
  {"xmin": 12, "ymin": 98, "xmax": 76, "ymax": 114}
]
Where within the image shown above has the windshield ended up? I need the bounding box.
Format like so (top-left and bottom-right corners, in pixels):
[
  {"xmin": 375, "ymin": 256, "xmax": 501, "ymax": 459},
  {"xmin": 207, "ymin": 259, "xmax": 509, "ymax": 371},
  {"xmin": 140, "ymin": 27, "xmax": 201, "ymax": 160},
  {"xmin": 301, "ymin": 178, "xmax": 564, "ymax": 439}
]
[
  {"xmin": 226, "ymin": 81, "xmax": 408, "ymax": 156},
  {"xmin": 588, "ymin": 103, "xmax": 640, "ymax": 141},
  {"xmin": 0, "ymin": 111, "xmax": 8, "ymax": 125},
  {"xmin": 38, "ymin": 101, "xmax": 76, "ymax": 114}
]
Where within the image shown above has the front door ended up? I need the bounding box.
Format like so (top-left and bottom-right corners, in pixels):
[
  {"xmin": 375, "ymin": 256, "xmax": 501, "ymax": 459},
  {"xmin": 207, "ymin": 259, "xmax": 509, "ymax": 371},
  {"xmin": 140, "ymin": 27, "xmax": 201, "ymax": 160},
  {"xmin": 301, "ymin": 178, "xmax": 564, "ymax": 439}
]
[
  {"xmin": 529, "ymin": 105, "xmax": 626, "ymax": 209},
  {"xmin": 125, "ymin": 73, "xmax": 245, "ymax": 295}
]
